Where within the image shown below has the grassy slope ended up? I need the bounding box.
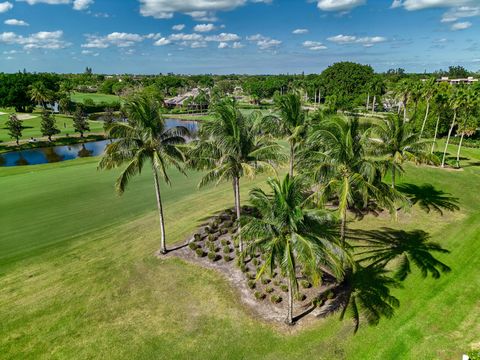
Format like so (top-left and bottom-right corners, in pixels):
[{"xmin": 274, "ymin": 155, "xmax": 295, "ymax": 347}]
[
  {"xmin": 71, "ymin": 92, "xmax": 121, "ymax": 104},
  {"xmin": 0, "ymin": 110, "xmax": 103, "ymax": 143},
  {"xmin": 0, "ymin": 145, "xmax": 479, "ymax": 359}
]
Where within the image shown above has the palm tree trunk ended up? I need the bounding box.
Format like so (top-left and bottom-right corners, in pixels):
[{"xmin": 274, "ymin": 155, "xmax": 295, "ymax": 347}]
[
  {"xmin": 420, "ymin": 100, "xmax": 430, "ymax": 138},
  {"xmin": 340, "ymin": 212, "xmax": 347, "ymax": 246},
  {"xmin": 366, "ymin": 93, "xmax": 370, "ymax": 111},
  {"xmin": 431, "ymin": 115, "xmax": 440, "ymax": 154},
  {"xmin": 152, "ymin": 165, "xmax": 167, "ymax": 254},
  {"xmin": 286, "ymin": 271, "xmax": 294, "ymax": 325},
  {"xmin": 371, "ymin": 95, "xmax": 376, "ymax": 114},
  {"xmin": 441, "ymin": 111, "xmax": 457, "ymax": 168},
  {"xmin": 456, "ymin": 131, "xmax": 465, "ymax": 168},
  {"xmin": 234, "ymin": 176, "xmax": 243, "ymax": 252},
  {"xmin": 289, "ymin": 143, "xmax": 295, "ymax": 177},
  {"xmin": 391, "ymin": 163, "xmax": 396, "ymax": 189}
]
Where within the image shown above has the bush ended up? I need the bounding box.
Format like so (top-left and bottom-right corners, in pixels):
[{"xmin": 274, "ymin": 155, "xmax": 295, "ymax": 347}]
[
  {"xmin": 188, "ymin": 243, "xmax": 198, "ymax": 251},
  {"xmin": 208, "ymin": 234, "xmax": 215, "ymax": 242},
  {"xmin": 240, "ymin": 265, "xmax": 248, "ymax": 273},
  {"xmin": 254, "ymin": 291, "xmax": 266, "ymax": 300},
  {"xmin": 295, "ymin": 293, "xmax": 307, "ymax": 301},
  {"xmin": 280, "ymin": 284, "xmax": 289, "ymax": 292},
  {"xmin": 207, "ymin": 252, "xmax": 218, "ymax": 261},
  {"xmin": 273, "ymin": 280, "xmax": 281, "ymax": 287},
  {"xmin": 265, "ymin": 286, "xmax": 274, "ymax": 293},
  {"xmin": 195, "ymin": 248, "xmax": 205, "ymax": 257},
  {"xmin": 194, "ymin": 233, "xmax": 201, "ymax": 241},
  {"xmin": 220, "ymin": 239, "xmax": 229, "ymax": 246},
  {"xmin": 261, "ymin": 278, "xmax": 270, "ymax": 285},
  {"xmin": 223, "ymin": 255, "xmax": 231, "ymax": 262},
  {"xmin": 223, "ymin": 246, "xmax": 231, "ymax": 254},
  {"xmin": 468, "ymin": 350, "xmax": 480, "ymax": 360},
  {"xmin": 247, "ymin": 273, "xmax": 256, "ymax": 280},
  {"xmin": 300, "ymin": 280, "xmax": 312, "ymax": 289},
  {"xmin": 270, "ymin": 295, "xmax": 282, "ymax": 304},
  {"xmin": 247, "ymin": 280, "xmax": 256, "ymax": 289},
  {"xmin": 252, "ymin": 258, "xmax": 259, "ymax": 266}
]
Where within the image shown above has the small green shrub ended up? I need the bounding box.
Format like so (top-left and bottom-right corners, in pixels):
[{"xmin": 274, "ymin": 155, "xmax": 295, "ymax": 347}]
[
  {"xmin": 252, "ymin": 258, "xmax": 259, "ymax": 266},
  {"xmin": 247, "ymin": 273, "xmax": 256, "ymax": 280},
  {"xmin": 273, "ymin": 280, "xmax": 281, "ymax": 287},
  {"xmin": 301, "ymin": 280, "xmax": 312, "ymax": 289},
  {"xmin": 265, "ymin": 286, "xmax": 274, "ymax": 293},
  {"xmin": 247, "ymin": 280, "xmax": 256, "ymax": 289},
  {"xmin": 270, "ymin": 295, "xmax": 282, "ymax": 304},
  {"xmin": 295, "ymin": 293, "xmax": 307, "ymax": 301},
  {"xmin": 223, "ymin": 246, "xmax": 231, "ymax": 254},
  {"xmin": 195, "ymin": 248, "xmax": 205, "ymax": 257},
  {"xmin": 208, "ymin": 234, "xmax": 215, "ymax": 242},
  {"xmin": 261, "ymin": 278, "xmax": 270, "ymax": 285},
  {"xmin": 254, "ymin": 291, "xmax": 266, "ymax": 300},
  {"xmin": 240, "ymin": 265, "xmax": 249, "ymax": 273},
  {"xmin": 468, "ymin": 350, "xmax": 480, "ymax": 360},
  {"xmin": 188, "ymin": 243, "xmax": 198, "ymax": 251},
  {"xmin": 194, "ymin": 234, "xmax": 201, "ymax": 241},
  {"xmin": 221, "ymin": 239, "xmax": 229, "ymax": 246},
  {"xmin": 207, "ymin": 252, "xmax": 217, "ymax": 261},
  {"xmin": 280, "ymin": 284, "xmax": 289, "ymax": 292},
  {"xmin": 223, "ymin": 255, "xmax": 231, "ymax": 262}
]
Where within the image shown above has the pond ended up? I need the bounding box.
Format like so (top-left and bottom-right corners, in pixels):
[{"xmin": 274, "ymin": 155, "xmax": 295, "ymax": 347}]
[{"xmin": 0, "ymin": 119, "xmax": 198, "ymax": 167}]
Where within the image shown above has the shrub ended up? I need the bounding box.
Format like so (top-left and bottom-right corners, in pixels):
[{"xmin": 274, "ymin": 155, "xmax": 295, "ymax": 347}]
[
  {"xmin": 301, "ymin": 280, "xmax": 312, "ymax": 289},
  {"xmin": 326, "ymin": 290, "xmax": 335, "ymax": 300},
  {"xmin": 188, "ymin": 243, "xmax": 198, "ymax": 251},
  {"xmin": 254, "ymin": 291, "xmax": 266, "ymax": 300},
  {"xmin": 247, "ymin": 273, "xmax": 256, "ymax": 280},
  {"xmin": 270, "ymin": 295, "xmax": 282, "ymax": 304},
  {"xmin": 195, "ymin": 248, "xmax": 205, "ymax": 257},
  {"xmin": 207, "ymin": 252, "xmax": 217, "ymax": 261},
  {"xmin": 247, "ymin": 280, "xmax": 256, "ymax": 289},
  {"xmin": 280, "ymin": 284, "xmax": 289, "ymax": 292},
  {"xmin": 261, "ymin": 278, "xmax": 270, "ymax": 285},
  {"xmin": 208, "ymin": 234, "xmax": 215, "ymax": 242},
  {"xmin": 220, "ymin": 239, "xmax": 229, "ymax": 246},
  {"xmin": 223, "ymin": 255, "xmax": 231, "ymax": 262},
  {"xmin": 295, "ymin": 293, "xmax": 307, "ymax": 301},
  {"xmin": 273, "ymin": 280, "xmax": 281, "ymax": 287},
  {"xmin": 223, "ymin": 246, "xmax": 231, "ymax": 254},
  {"xmin": 240, "ymin": 265, "xmax": 248, "ymax": 273},
  {"xmin": 265, "ymin": 286, "xmax": 274, "ymax": 293},
  {"xmin": 468, "ymin": 350, "xmax": 480, "ymax": 360},
  {"xmin": 194, "ymin": 233, "xmax": 201, "ymax": 242},
  {"xmin": 252, "ymin": 258, "xmax": 259, "ymax": 266}
]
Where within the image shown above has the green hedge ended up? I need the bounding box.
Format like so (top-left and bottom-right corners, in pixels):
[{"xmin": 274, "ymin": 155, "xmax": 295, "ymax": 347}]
[{"xmin": 449, "ymin": 137, "xmax": 480, "ymax": 149}]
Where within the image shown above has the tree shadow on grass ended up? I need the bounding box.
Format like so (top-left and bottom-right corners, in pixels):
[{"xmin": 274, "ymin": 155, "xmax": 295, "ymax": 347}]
[{"xmin": 397, "ymin": 183, "xmax": 460, "ymax": 215}]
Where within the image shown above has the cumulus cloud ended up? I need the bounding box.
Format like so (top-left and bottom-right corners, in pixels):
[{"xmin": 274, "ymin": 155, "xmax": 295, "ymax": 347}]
[
  {"xmin": 154, "ymin": 37, "xmax": 171, "ymax": 46},
  {"xmin": 73, "ymin": 0, "xmax": 93, "ymax": 10},
  {"xmin": 172, "ymin": 24, "xmax": 185, "ymax": 31},
  {"xmin": 316, "ymin": 0, "xmax": 365, "ymax": 12},
  {"xmin": 441, "ymin": 6, "xmax": 480, "ymax": 22},
  {"xmin": 0, "ymin": 30, "xmax": 70, "ymax": 49},
  {"xmin": 392, "ymin": 0, "xmax": 475, "ymax": 11},
  {"xmin": 17, "ymin": 0, "xmax": 93, "ymax": 10},
  {"xmin": 302, "ymin": 41, "xmax": 327, "ymax": 50},
  {"xmin": 0, "ymin": 1, "xmax": 13, "ymax": 12},
  {"xmin": 205, "ymin": 32, "xmax": 241, "ymax": 41},
  {"xmin": 451, "ymin": 21, "xmax": 472, "ymax": 30},
  {"xmin": 82, "ymin": 32, "xmax": 148, "ymax": 48},
  {"xmin": 218, "ymin": 41, "xmax": 229, "ymax": 48},
  {"xmin": 4, "ymin": 18, "xmax": 29, "ymax": 26},
  {"xmin": 193, "ymin": 23, "xmax": 216, "ymax": 32},
  {"xmin": 138, "ymin": 0, "xmax": 270, "ymax": 20},
  {"xmin": 327, "ymin": 34, "xmax": 387, "ymax": 46},
  {"xmin": 292, "ymin": 28, "xmax": 308, "ymax": 34},
  {"xmin": 247, "ymin": 34, "xmax": 281, "ymax": 50}
]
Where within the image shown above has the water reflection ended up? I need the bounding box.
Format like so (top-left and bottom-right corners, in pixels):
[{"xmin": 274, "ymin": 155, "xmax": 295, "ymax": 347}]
[{"xmin": 0, "ymin": 119, "xmax": 197, "ymax": 167}]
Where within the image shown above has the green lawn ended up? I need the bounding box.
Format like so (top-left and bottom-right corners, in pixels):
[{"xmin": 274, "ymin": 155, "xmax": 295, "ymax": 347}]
[
  {"xmin": 0, "ymin": 144, "xmax": 479, "ymax": 359},
  {"xmin": 71, "ymin": 92, "xmax": 121, "ymax": 104},
  {"xmin": 0, "ymin": 109, "xmax": 104, "ymax": 144}
]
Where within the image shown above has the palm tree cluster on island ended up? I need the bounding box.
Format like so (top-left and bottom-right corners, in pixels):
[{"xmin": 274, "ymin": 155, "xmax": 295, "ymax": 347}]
[{"xmin": 99, "ymin": 92, "xmax": 452, "ymax": 329}]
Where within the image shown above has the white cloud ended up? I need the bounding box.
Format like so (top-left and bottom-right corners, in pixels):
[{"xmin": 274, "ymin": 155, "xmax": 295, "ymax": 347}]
[
  {"xmin": 302, "ymin": 40, "xmax": 327, "ymax": 50},
  {"xmin": 172, "ymin": 24, "xmax": 185, "ymax": 31},
  {"xmin": 193, "ymin": 23, "xmax": 216, "ymax": 32},
  {"xmin": 0, "ymin": 30, "xmax": 70, "ymax": 49},
  {"xmin": 205, "ymin": 32, "xmax": 240, "ymax": 41},
  {"xmin": 73, "ymin": 0, "xmax": 93, "ymax": 10},
  {"xmin": 392, "ymin": 0, "xmax": 475, "ymax": 11},
  {"xmin": 441, "ymin": 6, "xmax": 480, "ymax": 22},
  {"xmin": 0, "ymin": 1, "xmax": 13, "ymax": 12},
  {"xmin": 232, "ymin": 41, "xmax": 244, "ymax": 48},
  {"xmin": 17, "ymin": 0, "xmax": 93, "ymax": 10},
  {"xmin": 327, "ymin": 34, "xmax": 387, "ymax": 46},
  {"xmin": 4, "ymin": 18, "xmax": 29, "ymax": 26},
  {"xmin": 138, "ymin": 0, "xmax": 270, "ymax": 20},
  {"xmin": 246, "ymin": 34, "xmax": 281, "ymax": 49},
  {"xmin": 292, "ymin": 28, "xmax": 309, "ymax": 34},
  {"xmin": 169, "ymin": 33, "xmax": 204, "ymax": 41},
  {"xmin": 451, "ymin": 21, "xmax": 472, "ymax": 30},
  {"xmin": 218, "ymin": 41, "xmax": 229, "ymax": 48},
  {"xmin": 81, "ymin": 49, "xmax": 99, "ymax": 56},
  {"xmin": 82, "ymin": 32, "xmax": 147, "ymax": 48},
  {"xmin": 316, "ymin": 0, "xmax": 365, "ymax": 12},
  {"xmin": 154, "ymin": 37, "xmax": 171, "ymax": 46}
]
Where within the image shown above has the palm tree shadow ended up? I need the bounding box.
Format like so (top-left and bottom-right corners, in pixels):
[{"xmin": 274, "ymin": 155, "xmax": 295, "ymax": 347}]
[{"xmin": 397, "ymin": 183, "xmax": 459, "ymax": 215}]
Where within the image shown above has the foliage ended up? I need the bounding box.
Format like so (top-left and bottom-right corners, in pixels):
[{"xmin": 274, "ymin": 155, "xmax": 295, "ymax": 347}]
[
  {"xmin": 72, "ymin": 106, "xmax": 90, "ymax": 137},
  {"xmin": 5, "ymin": 114, "xmax": 25, "ymax": 144},
  {"xmin": 40, "ymin": 109, "xmax": 60, "ymax": 141}
]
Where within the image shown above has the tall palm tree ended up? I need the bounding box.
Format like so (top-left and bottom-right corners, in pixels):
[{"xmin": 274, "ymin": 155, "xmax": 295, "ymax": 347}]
[
  {"xmin": 188, "ymin": 98, "xmax": 283, "ymax": 252},
  {"xmin": 262, "ymin": 93, "xmax": 308, "ymax": 177},
  {"xmin": 98, "ymin": 95, "xmax": 189, "ymax": 254},
  {"xmin": 441, "ymin": 88, "xmax": 464, "ymax": 168},
  {"xmin": 395, "ymin": 79, "xmax": 411, "ymax": 121},
  {"xmin": 28, "ymin": 82, "xmax": 52, "ymax": 108},
  {"xmin": 419, "ymin": 78, "xmax": 437, "ymax": 138},
  {"xmin": 299, "ymin": 116, "xmax": 397, "ymax": 245},
  {"xmin": 370, "ymin": 76, "xmax": 385, "ymax": 114},
  {"xmin": 369, "ymin": 115, "xmax": 434, "ymax": 189},
  {"xmin": 242, "ymin": 175, "xmax": 345, "ymax": 325},
  {"xmin": 431, "ymin": 86, "xmax": 450, "ymax": 154},
  {"xmin": 455, "ymin": 87, "xmax": 478, "ymax": 168}
]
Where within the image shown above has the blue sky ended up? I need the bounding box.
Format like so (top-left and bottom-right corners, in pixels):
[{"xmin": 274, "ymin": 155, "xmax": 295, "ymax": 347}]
[{"xmin": 0, "ymin": 0, "xmax": 479, "ymax": 74}]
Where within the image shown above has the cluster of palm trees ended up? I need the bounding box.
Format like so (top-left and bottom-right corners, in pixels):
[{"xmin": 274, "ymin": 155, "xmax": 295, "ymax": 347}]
[
  {"xmin": 390, "ymin": 78, "xmax": 480, "ymax": 168},
  {"xmin": 99, "ymin": 92, "xmax": 451, "ymax": 329}
]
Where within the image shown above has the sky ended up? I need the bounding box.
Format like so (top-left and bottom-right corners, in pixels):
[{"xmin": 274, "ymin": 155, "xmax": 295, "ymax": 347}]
[{"xmin": 0, "ymin": 0, "xmax": 479, "ymax": 74}]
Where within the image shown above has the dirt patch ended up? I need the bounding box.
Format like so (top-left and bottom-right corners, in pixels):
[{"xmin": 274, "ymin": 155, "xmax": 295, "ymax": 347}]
[{"xmin": 16, "ymin": 114, "xmax": 38, "ymax": 121}]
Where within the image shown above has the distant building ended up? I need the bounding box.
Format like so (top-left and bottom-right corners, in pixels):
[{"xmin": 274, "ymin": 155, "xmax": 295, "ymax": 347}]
[
  {"xmin": 164, "ymin": 88, "xmax": 210, "ymax": 110},
  {"xmin": 433, "ymin": 76, "xmax": 479, "ymax": 85}
]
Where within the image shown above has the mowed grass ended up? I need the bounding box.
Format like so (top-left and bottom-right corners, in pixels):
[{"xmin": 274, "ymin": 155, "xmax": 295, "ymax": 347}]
[
  {"xmin": 0, "ymin": 109, "xmax": 104, "ymax": 143},
  {"xmin": 71, "ymin": 92, "xmax": 121, "ymax": 104},
  {"xmin": 0, "ymin": 144, "xmax": 479, "ymax": 359}
]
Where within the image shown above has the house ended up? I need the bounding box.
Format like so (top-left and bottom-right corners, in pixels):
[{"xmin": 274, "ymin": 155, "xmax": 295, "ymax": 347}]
[
  {"xmin": 435, "ymin": 76, "xmax": 479, "ymax": 85},
  {"xmin": 164, "ymin": 88, "xmax": 210, "ymax": 110}
]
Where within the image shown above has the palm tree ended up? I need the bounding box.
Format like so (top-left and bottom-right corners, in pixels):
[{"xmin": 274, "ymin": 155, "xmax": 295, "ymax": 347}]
[
  {"xmin": 369, "ymin": 115, "xmax": 434, "ymax": 189},
  {"xmin": 431, "ymin": 87, "xmax": 450, "ymax": 154},
  {"xmin": 242, "ymin": 175, "xmax": 345, "ymax": 325},
  {"xmin": 317, "ymin": 262, "xmax": 400, "ymax": 333},
  {"xmin": 441, "ymin": 88, "xmax": 464, "ymax": 168},
  {"xmin": 188, "ymin": 98, "xmax": 283, "ymax": 252},
  {"xmin": 419, "ymin": 78, "xmax": 437, "ymax": 138},
  {"xmin": 370, "ymin": 76, "xmax": 385, "ymax": 114},
  {"xmin": 352, "ymin": 228, "xmax": 451, "ymax": 280},
  {"xmin": 455, "ymin": 87, "xmax": 478, "ymax": 168},
  {"xmin": 28, "ymin": 81, "xmax": 52, "ymax": 108},
  {"xmin": 262, "ymin": 93, "xmax": 308, "ymax": 177},
  {"xmin": 395, "ymin": 79, "xmax": 411, "ymax": 121},
  {"xmin": 299, "ymin": 116, "xmax": 396, "ymax": 245},
  {"xmin": 99, "ymin": 95, "xmax": 189, "ymax": 254}
]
